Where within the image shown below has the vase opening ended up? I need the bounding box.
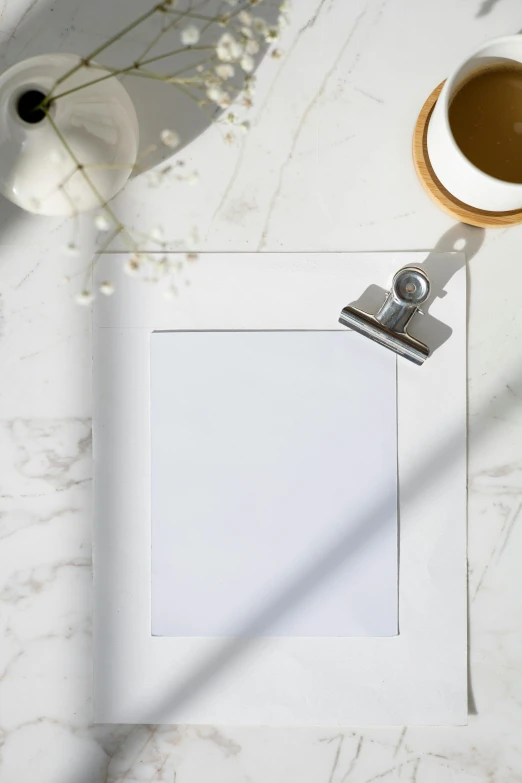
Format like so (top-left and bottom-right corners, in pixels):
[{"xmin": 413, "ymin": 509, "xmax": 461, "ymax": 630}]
[{"xmin": 16, "ymin": 89, "xmax": 47, "ymax": 124}]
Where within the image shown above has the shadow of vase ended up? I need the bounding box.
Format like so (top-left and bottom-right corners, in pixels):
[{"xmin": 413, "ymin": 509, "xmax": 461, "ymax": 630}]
[{"xmin": 0, "ymin": 0, "xmax": 277, "ymax": 234}]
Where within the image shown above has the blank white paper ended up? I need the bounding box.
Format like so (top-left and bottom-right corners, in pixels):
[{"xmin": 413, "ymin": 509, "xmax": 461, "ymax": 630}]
[{"xmin": 151, "ymin": 330, "xmax": 397, "ymax": 638}]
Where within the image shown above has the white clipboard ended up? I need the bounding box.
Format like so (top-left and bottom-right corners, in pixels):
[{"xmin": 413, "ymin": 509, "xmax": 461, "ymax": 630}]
[{"xmin": 93, "ymin": 252, "xmax": 467, "ymax": 725}]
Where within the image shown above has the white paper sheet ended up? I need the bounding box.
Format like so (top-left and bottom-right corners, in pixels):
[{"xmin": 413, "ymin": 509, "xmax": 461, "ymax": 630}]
[
  {"xmin": 151, "ymin": 331, "xmax": 397, "ymax": 638},
  {"xmin": 93, "ymin": 252, "xmax": 467, "ymax": 725}
]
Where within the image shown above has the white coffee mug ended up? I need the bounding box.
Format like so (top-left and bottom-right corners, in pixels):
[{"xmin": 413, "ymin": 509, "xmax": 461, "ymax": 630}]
[{"xmin": 427, "ymin": 35, "xmax": 522, "ymax": 212}]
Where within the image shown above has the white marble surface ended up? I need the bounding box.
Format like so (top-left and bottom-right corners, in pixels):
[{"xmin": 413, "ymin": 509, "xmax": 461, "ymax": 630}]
[{"xmin": 1, "ymin": 0, "xmax": 522, "ymax": 781}]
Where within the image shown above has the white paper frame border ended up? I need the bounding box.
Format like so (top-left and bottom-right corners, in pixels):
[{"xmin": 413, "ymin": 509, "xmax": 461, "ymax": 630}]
[{"xmin": 93, "ymin": 252, "xmax": 467, "ymax": 726}]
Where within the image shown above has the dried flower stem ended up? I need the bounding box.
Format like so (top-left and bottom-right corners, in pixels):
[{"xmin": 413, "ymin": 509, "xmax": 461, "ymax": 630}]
[{"xmin": 36, "ymin": 0, "xmax": 290, "ymax": 298}]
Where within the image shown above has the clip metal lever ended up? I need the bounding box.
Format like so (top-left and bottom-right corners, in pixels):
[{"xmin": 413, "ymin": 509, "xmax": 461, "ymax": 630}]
[{"xmin": 339, "ymin": 266, "xmax": 431, "ymax": 366}]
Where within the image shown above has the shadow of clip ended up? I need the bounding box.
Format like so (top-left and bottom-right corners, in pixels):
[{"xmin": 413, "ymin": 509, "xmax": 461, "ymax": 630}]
[{"xmin": 340, "ymin": 223, "xmax": 486, "ymax": 361}]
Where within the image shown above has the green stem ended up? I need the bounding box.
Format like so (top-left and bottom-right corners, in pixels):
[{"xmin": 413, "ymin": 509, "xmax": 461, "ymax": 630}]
[
  {"xmin": 137, "ymin": 1, "xmax": 210, "ymax": 61},
  {"xmin": 163, "ymin": 53, "xmax": 217, "ymax": 79},
  {"xmin": 51, "ymin": 68, "xmax": 128, "ymax": 102},
  {"xmin": 46, "ymin": 112, "xmax": 126, "ymax": 232},
  {"xmin": 139, "ymin": 44, "xmax": 215, "ymax": 68},
  {"xmin": 49, "ymin": 46, "xmax": 216, "ymax": 102},
  {"xmin": 84, "ymin": 224, "xmax": 124, "ymax": 287},
  {"xmin": 94, "ymin": 225, "xmax": 124, "ymax": 256},
  {"xmin": 47, "ymin": 3, "xmax": 163, "ymax": 97}
]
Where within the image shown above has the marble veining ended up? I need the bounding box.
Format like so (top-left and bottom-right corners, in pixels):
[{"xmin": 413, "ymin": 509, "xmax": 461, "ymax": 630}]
[{"xmin": 1, "ymin": 0, "xmax": 522, "ymax": 780}]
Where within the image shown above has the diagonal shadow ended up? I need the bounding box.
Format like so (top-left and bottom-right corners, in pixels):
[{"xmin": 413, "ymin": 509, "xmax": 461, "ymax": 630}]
[
  {"xmin": 80, "ymin": 363, "xmax": 518, "ymax": 781},
  {"xmin": 94, "ymin": 353, "xmax": 522, "ymax": 780},
  {"xmin": 476, "ymin": 0, "xmax": 504, "ymax": 17}
]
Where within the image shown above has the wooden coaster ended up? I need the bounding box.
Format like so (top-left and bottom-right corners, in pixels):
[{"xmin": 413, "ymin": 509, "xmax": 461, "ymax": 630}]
[{"xmin": 412, "ymin": 81, "xmax": 522, "ymax": 228}]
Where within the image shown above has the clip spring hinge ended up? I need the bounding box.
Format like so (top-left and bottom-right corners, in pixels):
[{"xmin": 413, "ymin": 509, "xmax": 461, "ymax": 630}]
[{"xmin": 339, "ymin": 267, "xmax": 431, "ymax": 366}]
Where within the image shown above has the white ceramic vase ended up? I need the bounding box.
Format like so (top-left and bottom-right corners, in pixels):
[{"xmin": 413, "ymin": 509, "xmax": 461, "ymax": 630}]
[{"xmin": 0, "ymin": 53, "xmax": 139, "ymax": 216}]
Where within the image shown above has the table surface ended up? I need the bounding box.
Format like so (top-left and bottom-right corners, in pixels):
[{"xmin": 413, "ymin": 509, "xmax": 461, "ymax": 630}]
[{"xmin": 1, "ymin": 0, "xmax": 522, "ymax": 781}]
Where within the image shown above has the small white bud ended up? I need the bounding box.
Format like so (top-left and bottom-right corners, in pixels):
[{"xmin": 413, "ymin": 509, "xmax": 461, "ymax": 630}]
[
  {"xmin": 240, "ymin": 54, "xmax": 254, "ymax": 73},
  {"xmin": 215, "ymin": 63, "xmax": 235, "ymax": 80},
  {"xmin": 238, "ymin": 10, "xmax": 253, "ymax": 25},
  {"xmin": 99, "ymin": 281, "xmax": 115, "ymax": 296},
  {"xmin": 181, "ymin": 25, "xmax": 200, "ymax": 45},
  {"xmin": 75, "ymin": 289, "xmax": 94, "ymax": 305},
  {"xmin": 150, "ymin": 225, "xmax": 164, "ymax": 242},
  {"xmin": 245, "ymin": 39, "xmax": 260, "ymax": 55},
  {"xmin": 124, "ymin": 253, "xmax": 144, "ymax": 276},
  {"xmin": 160, "ymin": 129, "xmax": 181, "ymax": 148},
  {"xmin": 94, "ymin": 213, "xmax": 111, "ymax": 232},
  {"xmin": 216, "ymin": 32, "xmax": 243, "ymax": 62}
]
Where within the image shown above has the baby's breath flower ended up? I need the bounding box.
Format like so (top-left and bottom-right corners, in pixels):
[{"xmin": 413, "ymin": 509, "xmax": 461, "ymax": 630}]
[
  {"xmin": 204, "ymin": 73, "xmax": 221, "ymax": 88},
  {"xmin": 155, "ymin": 256, "xmax": 169, "ymax": 274},
  {"xmin": 75, "ymin": 289, "xmax": 94, "ymax": 305},
  {"xmin": 225, "ymin": 131, "xmax": 235, "ymax": 145},
  {"xmin": 160, "ymin": 128, "xmax": 180, "ymax": 148},
  {"xmin": 206, "ymin": 85, "xmax": 231, "ymax": 108},
  {"xmin": 239, "ymin": 120, "xmax": 251, "ymax": 133},
  {"xmin": 125, "ymin": 253, "xmax": 144, "ymax": 276},
  {"xmin": 242, "ymin": 95, "xmax": 253, "ymax": 109},
  {"xmin": 271, "ymin": 48, "xmax": 283, "ymax": 59},
  {"xmin": 280, "ymin": 0, "xmax": 291, "ymax": 12},
  {"xmin": 245, "ymin": 39, "xmax": 260, "ymax": 55},
  {"xmin": 226, "ymin": 111, "xmax": 237, "ymax": 124},
  {"xmin": 215, "ymin": 63, "xmax": 235, "ymax": 80},
  {"xmin": 186, "ymin": 252, "xmax": 199, "ymax": 262},
  {"xmin": 253, "ymin": 17, "xmax": 269, "ymax": 36},
  {"xmin": 94, "ymin": 213, "xmax": 111, "ymax": 232},
  {"xmin": 240, "ymin": 54, "xmax": 255, "ymax": 73},
  {"xmin": 150, "ymin": 226, "xmax": 164, "ymax": 242},
  {"xmin": 99, "ymin": 280, "xmax": 115, "ymax": 296},
  {"xmin": 244, "ymin": 74, "xmax": 256, "ymax": 95},
  {"xmin": 266, "ymin": 27, "xmax": 279, "ymax": 42},
  {"xmin": 278, "ymin": 13, "xmax": 289, "ymax": 29},
  {"xmin": 180, "ymin": 25, "xmax": 200, "ymax": 45},
  {"xmin": 238, "ymin": 10, "xmax": 253, "ymax": 25},
  {"xmin": 216, "ymin": 32, "xmax": 243, "ymax": 62}
]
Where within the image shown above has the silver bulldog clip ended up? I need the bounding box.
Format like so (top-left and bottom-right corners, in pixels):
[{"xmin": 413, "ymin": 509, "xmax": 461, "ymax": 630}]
[{"xmin": 339, "ymin": 266, "xmax": 431, "ymax": 366}]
